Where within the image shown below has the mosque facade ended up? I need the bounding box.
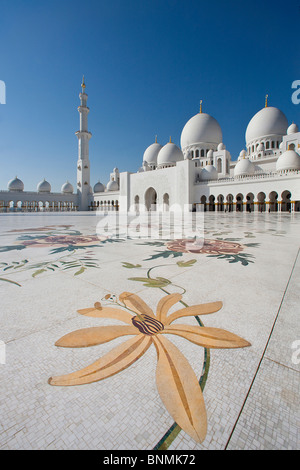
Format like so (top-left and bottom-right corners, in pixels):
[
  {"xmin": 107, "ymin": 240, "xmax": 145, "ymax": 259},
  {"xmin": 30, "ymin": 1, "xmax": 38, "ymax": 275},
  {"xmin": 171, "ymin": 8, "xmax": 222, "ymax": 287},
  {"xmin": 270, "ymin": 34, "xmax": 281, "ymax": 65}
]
[{"xmin": 1, "ymin": 80, "xmax": 300, "ymax": 213}]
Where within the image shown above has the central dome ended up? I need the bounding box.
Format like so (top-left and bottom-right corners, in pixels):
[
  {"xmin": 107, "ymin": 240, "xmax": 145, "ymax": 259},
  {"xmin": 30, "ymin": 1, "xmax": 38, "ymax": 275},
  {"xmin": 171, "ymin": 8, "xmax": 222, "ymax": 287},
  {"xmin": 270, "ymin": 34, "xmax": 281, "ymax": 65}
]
[
  {"xmin": 246, "ymin": 106, "xmax": 288, "ymax": 144},
  {"xmin": 181, "ymin": 112, "xmax": 223, "ymax": 149}
]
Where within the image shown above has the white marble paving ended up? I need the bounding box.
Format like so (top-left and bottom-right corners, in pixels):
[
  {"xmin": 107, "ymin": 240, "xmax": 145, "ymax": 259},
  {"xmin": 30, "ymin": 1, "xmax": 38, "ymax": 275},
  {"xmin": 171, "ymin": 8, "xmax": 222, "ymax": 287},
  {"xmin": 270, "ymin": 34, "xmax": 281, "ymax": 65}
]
[{"xmin": 0, "ymin": 212, "xmax": 299, "ymax": 450}]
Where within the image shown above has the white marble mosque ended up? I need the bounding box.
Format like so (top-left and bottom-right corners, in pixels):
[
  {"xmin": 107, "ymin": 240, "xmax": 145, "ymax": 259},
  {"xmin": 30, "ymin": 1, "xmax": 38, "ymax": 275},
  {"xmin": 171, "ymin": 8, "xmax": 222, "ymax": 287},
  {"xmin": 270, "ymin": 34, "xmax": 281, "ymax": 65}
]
[{"xmin": 1, "ymin": 79, "xmax": 300, "ymax": 213}]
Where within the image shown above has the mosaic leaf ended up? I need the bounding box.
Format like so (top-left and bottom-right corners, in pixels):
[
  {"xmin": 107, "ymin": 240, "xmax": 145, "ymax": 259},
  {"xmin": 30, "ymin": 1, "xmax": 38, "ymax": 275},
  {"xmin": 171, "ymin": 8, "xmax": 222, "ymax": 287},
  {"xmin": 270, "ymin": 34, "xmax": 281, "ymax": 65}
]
[
  {"xmin": 128, "ymin": 276, "xmax": 171, "ymax": 288},
  {"xmin": 176, "ymin": 259, "xmax": 197, "ymax": 267}
]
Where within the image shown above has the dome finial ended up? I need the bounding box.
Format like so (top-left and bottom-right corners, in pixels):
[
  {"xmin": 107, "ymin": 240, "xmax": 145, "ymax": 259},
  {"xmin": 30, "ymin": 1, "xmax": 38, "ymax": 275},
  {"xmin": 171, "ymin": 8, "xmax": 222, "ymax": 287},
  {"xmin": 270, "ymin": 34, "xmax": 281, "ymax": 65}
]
[
  {"xmin": 155, "ymin": 135, "xmax": 157, "ymax": 143},
  {"xmin": 169, "ymin": 136, "xmax": 172, "ymax": 143},
  {"xmin": 200, "ymin": 100, "xmax": 203, "ymax": 114},
  {"xmin": 265, "ymin": 94, "xmax": 268, "ymax": 108}
]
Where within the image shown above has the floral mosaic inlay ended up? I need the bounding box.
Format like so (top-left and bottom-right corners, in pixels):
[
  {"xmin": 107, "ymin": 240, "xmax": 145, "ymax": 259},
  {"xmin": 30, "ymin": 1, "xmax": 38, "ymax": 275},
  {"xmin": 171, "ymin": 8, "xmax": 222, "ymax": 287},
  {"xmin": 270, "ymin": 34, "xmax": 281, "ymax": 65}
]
[{"xmin": 48, "ymin": 292, "xmax": 250, "ymax": 444}]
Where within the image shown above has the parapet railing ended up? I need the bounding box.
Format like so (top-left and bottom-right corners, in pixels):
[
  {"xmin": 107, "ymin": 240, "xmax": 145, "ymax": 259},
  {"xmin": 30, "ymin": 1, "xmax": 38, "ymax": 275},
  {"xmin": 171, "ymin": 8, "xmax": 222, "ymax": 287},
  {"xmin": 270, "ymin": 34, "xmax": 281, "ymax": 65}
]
[{"xmin": 194, "ymin": 170, "xmax": 300, "ymax": 184}]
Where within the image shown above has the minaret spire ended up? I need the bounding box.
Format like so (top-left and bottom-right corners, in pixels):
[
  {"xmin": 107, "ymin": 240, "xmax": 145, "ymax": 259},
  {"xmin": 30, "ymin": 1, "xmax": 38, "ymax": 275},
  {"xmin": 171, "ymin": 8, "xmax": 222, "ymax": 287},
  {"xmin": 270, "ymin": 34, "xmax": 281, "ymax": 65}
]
[
  {"xmin": 81, "ymin": 75, "xmax": 86, "ymax": 92},
  {"xmin": 265, "ymin": 94, "xmax": 268, "ymax": 108},
  {"xmin": 76, "ymin": 76, "xmax": 92, "ymax": 211}
]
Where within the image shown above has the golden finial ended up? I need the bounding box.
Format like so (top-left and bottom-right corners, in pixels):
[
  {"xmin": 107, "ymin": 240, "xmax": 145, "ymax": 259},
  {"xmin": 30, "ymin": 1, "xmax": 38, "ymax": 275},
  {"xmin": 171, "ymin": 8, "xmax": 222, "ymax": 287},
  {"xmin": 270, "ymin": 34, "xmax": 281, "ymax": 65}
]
[
  {"xmin": 200, "ymin": 100, "xmax": 203, "ymax": 113},
  {"xmin": 265, "ymin": 94, "xmax": 268, "ymax": 107},
  {"xmin": 81, "ymin": 75, "xmax": 86, "ymax": 90},
  {"xmin": 155, "ymin": 135, "xmax": 157, "ymax": 143},
  {"xmin": 169, "ymin": 136, "xmax": 172, "ymax": 143}
]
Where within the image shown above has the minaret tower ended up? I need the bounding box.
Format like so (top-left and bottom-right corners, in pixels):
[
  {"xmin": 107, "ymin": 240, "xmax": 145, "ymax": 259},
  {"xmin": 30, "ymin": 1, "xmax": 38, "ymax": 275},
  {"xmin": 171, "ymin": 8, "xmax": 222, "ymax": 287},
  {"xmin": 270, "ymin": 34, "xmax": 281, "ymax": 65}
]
[{"xmin": 76, "ymin": 76, "xmax": 92, "ymax": 211}]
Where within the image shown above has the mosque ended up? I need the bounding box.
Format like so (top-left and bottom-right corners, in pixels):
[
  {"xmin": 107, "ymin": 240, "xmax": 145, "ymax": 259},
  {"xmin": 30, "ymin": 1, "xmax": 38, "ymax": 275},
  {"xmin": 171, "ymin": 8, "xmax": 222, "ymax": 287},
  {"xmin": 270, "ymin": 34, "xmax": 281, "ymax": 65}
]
[{"xmin": 1, "ymin": 78, "xmax": 300, "ymax": 213}]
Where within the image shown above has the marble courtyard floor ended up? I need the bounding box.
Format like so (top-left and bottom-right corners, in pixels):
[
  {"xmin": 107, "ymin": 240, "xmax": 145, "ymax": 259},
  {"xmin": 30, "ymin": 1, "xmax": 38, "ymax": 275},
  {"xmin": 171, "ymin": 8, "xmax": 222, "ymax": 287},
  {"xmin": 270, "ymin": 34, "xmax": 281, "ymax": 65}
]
[{"xmin": 0, "ymin": 211, "xmax": 299, "ymax": 450}]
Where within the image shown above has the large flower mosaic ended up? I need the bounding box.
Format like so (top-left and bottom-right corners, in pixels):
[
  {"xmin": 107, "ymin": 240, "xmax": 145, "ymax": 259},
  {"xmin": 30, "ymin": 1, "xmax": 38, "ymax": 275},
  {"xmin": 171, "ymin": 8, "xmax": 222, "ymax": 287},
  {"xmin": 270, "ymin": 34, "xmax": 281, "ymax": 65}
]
[
  {"xmin": 19, "ymin": 234, "xmax": 104, "ymax": 248},
  {"xmin": 166, "ymin": 238, "xmax": 244, "ymax": 255},
  {"xmin": 49, "ymin": 292, "xmax": 250, "ymax": 443}
]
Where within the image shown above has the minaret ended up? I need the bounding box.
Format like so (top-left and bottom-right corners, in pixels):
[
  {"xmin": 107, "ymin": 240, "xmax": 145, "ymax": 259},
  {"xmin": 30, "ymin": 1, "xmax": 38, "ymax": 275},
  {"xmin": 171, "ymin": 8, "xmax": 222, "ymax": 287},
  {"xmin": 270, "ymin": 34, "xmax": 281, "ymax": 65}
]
[{"xmin": 76, "ymin": 76, "xmax": 92, "ymax": 211}]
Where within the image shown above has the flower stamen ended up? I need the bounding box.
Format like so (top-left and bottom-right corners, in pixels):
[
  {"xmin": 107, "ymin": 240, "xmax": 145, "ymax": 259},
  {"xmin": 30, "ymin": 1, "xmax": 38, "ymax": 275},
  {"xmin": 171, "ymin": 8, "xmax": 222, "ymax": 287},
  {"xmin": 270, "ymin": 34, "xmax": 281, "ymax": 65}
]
[{"xmin": 132, "ymin": 314, "xmax": 164, "ymax": 335}]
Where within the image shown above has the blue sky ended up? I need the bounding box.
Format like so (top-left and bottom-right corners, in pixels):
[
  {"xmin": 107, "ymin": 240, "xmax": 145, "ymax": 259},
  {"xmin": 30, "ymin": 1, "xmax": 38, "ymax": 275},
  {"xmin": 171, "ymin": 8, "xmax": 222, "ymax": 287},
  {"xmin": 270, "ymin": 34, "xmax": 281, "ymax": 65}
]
[{"xmin": 0, "ymin": 0, "xmax": 299, "ymax": 192}]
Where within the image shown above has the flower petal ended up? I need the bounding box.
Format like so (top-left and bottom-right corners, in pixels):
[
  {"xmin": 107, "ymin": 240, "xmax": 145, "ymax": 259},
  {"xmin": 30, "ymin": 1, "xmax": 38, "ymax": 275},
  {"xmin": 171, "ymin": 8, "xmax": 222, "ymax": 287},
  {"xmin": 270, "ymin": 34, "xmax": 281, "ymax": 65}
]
[
  {"xmin": 164, "ymin": 301, "xmax": 223, "ymax": 325},
  {"xmin": 49, "ymin": 334, "xmax": 152, "ymax": 386},
  {"xmin": 119, "ymin": 292, "xmax": 154, "ymax": 317},
  {"xmin": 152, "ymin": 335, "xmax": 207, "ymax": 443},
  {"xmin": 156, "ymin": 293, "xmax": 182, "ymax": 323},
  {"xmin": 163, "ymin": 324, "xmax": 251, "ymax": 349},
  {"xmin": 55, "ymin": 325, "xmax": 137, "ymax": 348},
  {"xmin": 77, "ymin": 306, "xmax": 133, "ymax": 324}
]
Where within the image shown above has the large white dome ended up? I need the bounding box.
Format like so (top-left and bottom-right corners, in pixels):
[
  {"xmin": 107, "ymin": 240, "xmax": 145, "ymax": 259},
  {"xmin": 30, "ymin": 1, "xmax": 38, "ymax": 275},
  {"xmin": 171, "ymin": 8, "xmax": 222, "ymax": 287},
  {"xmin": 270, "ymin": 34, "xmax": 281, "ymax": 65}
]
[
  {"xmin": 157, "ymin": 142, "xmax": 183, "ymax": 167},
  {"xmin": 246, "ymin": 106, "xmax": 288, "ymax": 144},
  {"xmin": 143, "ymin": 141, "xmax": 162, "ymax": 166},
  {"xmin": 276, "ymin": 149, "xmax": 300, "ymax": 172},
  {"xmin": 181, "ymin": 112, "xmax": 223, "ymax": 149},
  {"xmin": 8, "ymin": 177, "xmax": 24, "ymax": 192},
  {"xmin": 37, "ymin": 179, "xmax": 51, "ymax": 193},
  {"xmin": 234, "ymin": 157, "xmax": 255, "ymax": 177}
]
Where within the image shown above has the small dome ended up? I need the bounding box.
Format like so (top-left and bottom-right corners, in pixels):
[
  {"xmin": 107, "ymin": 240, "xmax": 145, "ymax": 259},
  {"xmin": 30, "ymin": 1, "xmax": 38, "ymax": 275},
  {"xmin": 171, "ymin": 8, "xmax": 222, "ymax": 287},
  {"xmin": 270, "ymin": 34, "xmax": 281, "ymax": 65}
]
[
  {"xmin": 157, "ymin": 141, "xmax": 184, "ymax": 167},
  {"xmin": 246, "ymin": 106, "xmax": 288, "ymax": 144},
  {"xmin": 200, "ymin": 163, "xmax": 218, "ymax": 181},
  {"xmin": 287, "ymin": 123, "xmax": 299, "ymax": 135},
  {"xmin": 207, "ymin": 149, "xmax": 214, "ymax": 158},
  {"xmin": 8, "ymin": 176, "xmax": 24, "ymax": 192},
  {"xmin": 143, "ymin": 141, "xmax": 162, "ymax": 166},
  {"xmin": 181, "ymin": 112, "xmax": 223, "ymax": 149},
  {"xmin": 61, "ymin": 181, "xmax": 74, "ymax": 193},
  {"xmin": 217, "ymin": 142, "xmax": 226, "ymax": 151},
  {"xmin": 37, "ymin": 179, "xmax": 51, "ymax": 193},
  {"xmin": 93, "ymin": 181, "xmax": 105, "ymax": 193},
  {"xmin": 234, "ymin": 157, "xmax": 255, "ymax": 177},
  {"xmin": 106, "ymin": 179, "xmax": 119, "ymax": 191},
  {"xmin": 276, "ymin": 149, "xmax": 300, "ymax": 172}
]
